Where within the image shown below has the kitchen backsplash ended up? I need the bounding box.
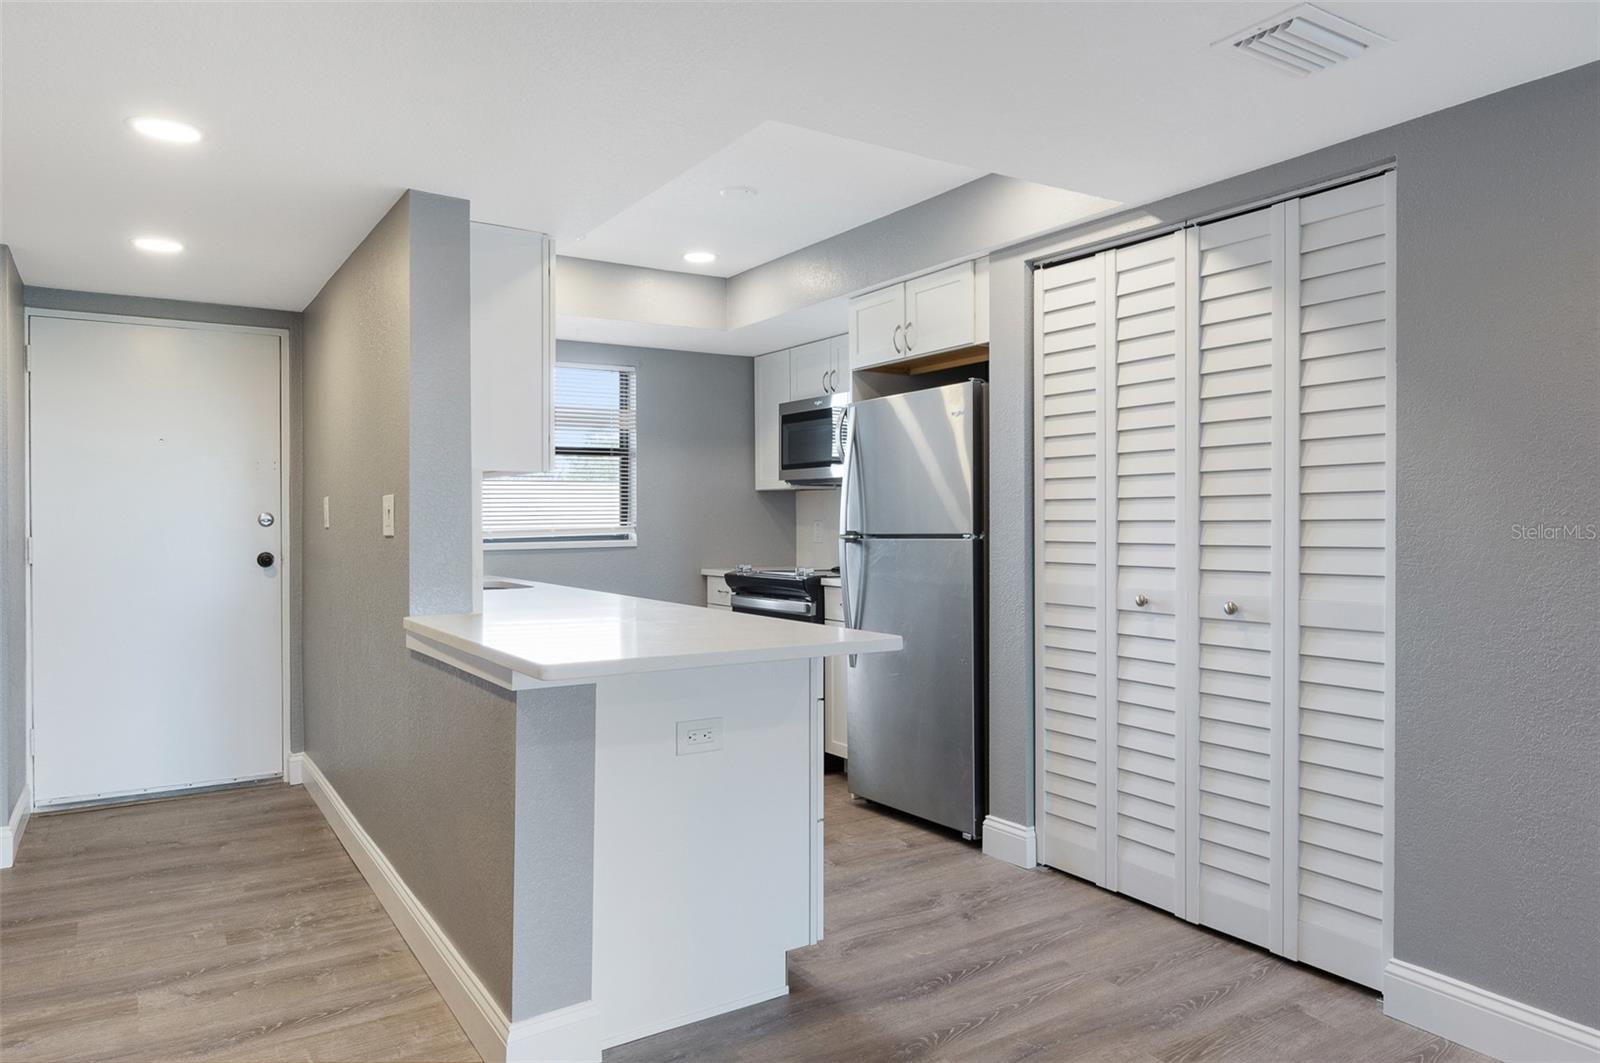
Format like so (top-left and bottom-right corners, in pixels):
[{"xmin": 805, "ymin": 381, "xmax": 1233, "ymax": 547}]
[{"xmin": 796, "ymin": 487, "xmax": 840, "ymax": 570}]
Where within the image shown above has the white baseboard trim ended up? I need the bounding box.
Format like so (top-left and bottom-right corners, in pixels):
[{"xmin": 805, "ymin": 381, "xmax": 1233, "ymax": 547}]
[
  {"xmin": 0, "ymin": 784, "xmax": 32, "ymax": 870},
  {"xmin": 601, "ymin": 982, "xmax": 788, "ymax": 1052},
  {"xmin": 981, "ymin": 815, "xmax": 1037, "ymax": 869},
  {"xmin": 285, "ymin": 751, "xmax": 305, "ymax": 785},
  {"xmin": 1383, "ymin": 959, "xmax": 1600, "ymax": 1063},
  {"xmin": 300, "ymin": 755, "xmax": 524, "ymax": 1063},
  {"xmin": 507, "ymin": 1000, "xmax": 603, "ymax": 1063}
]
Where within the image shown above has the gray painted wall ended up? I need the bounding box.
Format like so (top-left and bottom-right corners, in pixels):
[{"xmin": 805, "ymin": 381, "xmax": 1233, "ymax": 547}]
[
  {"xmin": 20, "ymin": 286, "xmax": 308, "ymax": 750},
  {"xmin": 0, "ymin": 248, "xmax": 25, "ymax": 815},
  {"xmin": 487, "ymin": 340, "xmax": 796, "ymax": 604},
  {"xmin": 726, "ymin": 174, "xmax": 1114, "ymax": 330},
  {"xmin": 984, "ymin": 63, "xmax": 1599, "ymax": 1023},
  {"xmin": 302, "ymin": 191, "xmax": 518, "ymax": 1011},
  {"xmin": 512, "ymin": 683, "xmax": 596, "ymax": 1019},
  {"xmin": 406, "ymin": 195, "xmax": 475, "ymax": 617}
]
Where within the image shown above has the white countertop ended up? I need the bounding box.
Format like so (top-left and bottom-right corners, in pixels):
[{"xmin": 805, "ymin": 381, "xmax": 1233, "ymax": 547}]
[{"xmin": 406, "ymin": 582, "xmax": 900, "ymax": 686}]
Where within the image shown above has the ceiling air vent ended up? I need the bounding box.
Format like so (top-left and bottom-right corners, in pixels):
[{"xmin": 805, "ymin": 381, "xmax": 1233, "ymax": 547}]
[{"xmin": 1217, "ymin": 4, "xmax": 1390, "ymax": 77}]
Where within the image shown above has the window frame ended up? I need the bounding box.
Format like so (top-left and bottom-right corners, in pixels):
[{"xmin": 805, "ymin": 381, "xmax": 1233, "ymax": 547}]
[{"xmin": 481, "ymin": 362, "xmax": 639, "ymax": 551}]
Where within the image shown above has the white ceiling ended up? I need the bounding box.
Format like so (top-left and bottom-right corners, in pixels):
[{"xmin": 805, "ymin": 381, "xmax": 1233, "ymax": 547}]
[
  {"xmin": 568, "ymin": 122, "xmax": 984, "ymax": 277},
  {"xmin": 2, "ymin": 2, "xmax": 1596, "ymax": 311}
]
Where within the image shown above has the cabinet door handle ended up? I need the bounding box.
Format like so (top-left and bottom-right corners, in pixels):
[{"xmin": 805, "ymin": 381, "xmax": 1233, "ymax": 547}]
[
  {"xmin": 822, "ymin": 368, "xmax": 831, "ymax": 393},
  {"xmin": 829, "ymin": 368, "xmax": 839, "ymax": 392},
  {"xmin": 892, "ymin": 324, "xmax": 903, "ymax": 353},
  {"xmin": 904, "ymin": 321, "xmax": 915, "ymax": 351},
  {"xmin": 1222, "ymin": 600, "xmax": 1239, "ymax": 616}
]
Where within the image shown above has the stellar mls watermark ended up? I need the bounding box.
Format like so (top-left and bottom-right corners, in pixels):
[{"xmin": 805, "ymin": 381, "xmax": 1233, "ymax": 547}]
[{"xmin": 1509, "ymin": 521, "xmax": 1598, "ymax": 541}]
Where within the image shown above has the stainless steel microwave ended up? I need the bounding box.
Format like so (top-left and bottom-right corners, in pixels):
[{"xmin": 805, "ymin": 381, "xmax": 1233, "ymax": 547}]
[{"xmin": 779, "ymin": 393, "xmax": 850, "ymax": 485}]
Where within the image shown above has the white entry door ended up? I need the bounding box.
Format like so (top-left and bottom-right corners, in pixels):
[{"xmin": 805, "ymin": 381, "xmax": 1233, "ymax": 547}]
[{"xmin": 28, "ymin": 313, "xmax": 285, "ymax": 806}]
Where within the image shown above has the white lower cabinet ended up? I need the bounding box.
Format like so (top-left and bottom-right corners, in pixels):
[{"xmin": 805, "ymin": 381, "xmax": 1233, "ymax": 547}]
[
  {"xmin": 1034, "ymin": 174, "xmax": 1394, "ymax": 990},
  {"xmin": 823, "ymin": 653, "xmax": 848, "ymax": 759},
  {"xmin": 823, "ymin": 585, "xmax": 847, "ymax": 758},
  {"xmin": 705, "ymin": 575, "xmax": 731, "ymax": 609}
]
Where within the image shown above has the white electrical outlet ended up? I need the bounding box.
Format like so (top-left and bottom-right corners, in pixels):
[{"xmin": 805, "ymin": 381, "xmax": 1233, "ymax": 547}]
[
  {"xmin": 381, "ymin": 493, "xmax": 395, "ymax": 538},
  {"xmin": 676, "ymin": 717, "xmax": 723, "ymax": 756},
  {"xmin": 322, "ymin": 495, "xmax": 331, "ymax": 529},
  {"xmin": 811, "ymin": 520, "xmax": 824, "ymax": 544}
]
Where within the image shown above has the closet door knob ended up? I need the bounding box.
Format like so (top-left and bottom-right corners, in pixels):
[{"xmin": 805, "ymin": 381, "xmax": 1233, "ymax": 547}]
[
  {"xmin": 1134, "ymin": 594, "xmax": 1149, "ymax": 607},
  {"xmin": 1222, "ymin": 600, "xmax": 1239, "ymax": 616}
]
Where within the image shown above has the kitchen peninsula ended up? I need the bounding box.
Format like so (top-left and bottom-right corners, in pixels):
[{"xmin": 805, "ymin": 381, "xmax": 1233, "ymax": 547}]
[{"xmin": 399, "ymin": 583, "xmax": 900, "ymax": 1062}]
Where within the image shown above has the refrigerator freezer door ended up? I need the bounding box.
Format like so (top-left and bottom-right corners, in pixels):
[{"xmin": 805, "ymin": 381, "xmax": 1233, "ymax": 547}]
[
  {"xmin": 842, "ymin": 380, "xmax": 979, "ymax": 537},
  {"xmin": 844, "ymin": 535, "xmax": 981, "ymax": 836}
]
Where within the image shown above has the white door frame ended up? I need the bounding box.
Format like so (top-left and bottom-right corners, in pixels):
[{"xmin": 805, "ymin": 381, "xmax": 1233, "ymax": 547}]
[{"xmin": 21, "ymin": 308, "xmax": 294, "ymax": 801}]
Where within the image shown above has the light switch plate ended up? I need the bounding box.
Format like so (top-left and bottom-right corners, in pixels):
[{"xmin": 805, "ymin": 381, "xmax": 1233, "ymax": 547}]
[
  {"xmin": 676, "ymin": 717, "xmax": 723, "ymax": 756},
  {"xmin": 811, "ymin": 520, "xmax": 824, "ymax": 544},
  {"xmin": 322, "ymin": 496, "xmax": 331, "ymax": 529},
  {"xmin": 381, "ymin": 494, "xmax": 395, "ymax": 538}
]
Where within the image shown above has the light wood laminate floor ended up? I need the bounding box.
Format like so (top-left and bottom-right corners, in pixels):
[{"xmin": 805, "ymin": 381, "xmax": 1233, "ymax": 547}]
[
  {"xmin": 1, "ymin": 775, "xmax": 1486, "ymax": 1063},
  {"xmin": 610, "ymin": 774, "xmax": 1488, "ymax": 1063},
  {"xmin": 0, "ymin": 783, "xmax": 478, "ymax": 1062}
]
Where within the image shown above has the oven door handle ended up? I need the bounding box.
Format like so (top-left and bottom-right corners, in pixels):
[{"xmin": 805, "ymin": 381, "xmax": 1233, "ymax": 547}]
[{"xmin": 730, "ymin": 593, "xmax": 817, "ymax": 619}]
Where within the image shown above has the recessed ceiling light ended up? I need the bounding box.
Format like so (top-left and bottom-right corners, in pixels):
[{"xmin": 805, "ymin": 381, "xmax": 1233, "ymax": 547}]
[
  {"xmin": 129, "ymin": 116, "xmax": 203, "ymax": 144},
  {"xmin": 132, "ymin": 236, "xmax": 185, "ymax": 255},
  {"xmin": 718, "ymin": 186, "xmax": 758, "ymax": 201},
  {"xmin": 683, "ymin": 250, "xmax": 717, "ymax": 265}
]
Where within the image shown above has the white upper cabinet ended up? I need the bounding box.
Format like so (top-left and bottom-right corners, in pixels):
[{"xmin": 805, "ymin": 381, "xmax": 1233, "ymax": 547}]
[
  {"xmin": 753, "ymin": 348, "xmax": 792, "ymax": 492},
  {"xmin": 471, "ymin": 222, "xmax": 553, "ymax": 473},
  {"xmin": 904, "ymin": 262, "xmax": 977, "ymax": 358},
  {"xmin": 828, "ymin": 334, "xmax": 851, "ymax": 399},
  {"xmin": 848, "ymin": 284, "xmax": 906, "ymax": 370},
  {"xmin": 755, "ymin": 334, "xmax": 848, "ymax": 491},
  {"xmin": 848, "ymin": 259, "xmax": 989, "ymax": 371},
  {"xmin": 789, "ymin": 338, "xmax": 834, "ymax": 400}
]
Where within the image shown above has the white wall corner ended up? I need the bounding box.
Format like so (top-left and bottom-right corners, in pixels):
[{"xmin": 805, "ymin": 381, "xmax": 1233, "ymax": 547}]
[
  {"xmin": 506, "ymin": 1000, "xmax": 603, "ymax": 1063},
  {"xmin": 0, "ymin": 784, "xmax": 32, "ymax": 870},
  {"xmin": 299, "ymin": 754, "xmax": 513, "ymax": 1063},
  {"xmin": 1383, "ymin": 959, "xmax": 1600, "ymax": 1063},
  {"xmin": 286, "ymin": 751, "xmax": 305, "ymax": 785},
  {"xmin": 980, "ymin": 815, "xmax": 1037, "ymax": 869}
]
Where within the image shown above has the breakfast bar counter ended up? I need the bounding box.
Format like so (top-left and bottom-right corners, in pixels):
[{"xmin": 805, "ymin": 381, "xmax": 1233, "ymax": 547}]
[{"xmin": 402, "ymin": 583, "xmax": 900, "ymax": 1062}]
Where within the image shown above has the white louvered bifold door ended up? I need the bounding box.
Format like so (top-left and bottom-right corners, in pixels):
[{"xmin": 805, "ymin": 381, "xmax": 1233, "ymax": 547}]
[
  {"xmin": 1185, "ymin": 205, "xmax": 1286, "ymax": 951},
  {"xmin": 1106, "ymin": 233, "xmax": 1189, "ymax": 916},
  {"xmin": 1033, "ymin": 175, "xmax": 1392, "ymax": 989},
  {"xmin": 1036, "ymin": 255, "xmax": 1108, "ymax": 884},
  {"xmin": 1283, "ymin": 173, "xmax": 1394, "ymax": 989}
]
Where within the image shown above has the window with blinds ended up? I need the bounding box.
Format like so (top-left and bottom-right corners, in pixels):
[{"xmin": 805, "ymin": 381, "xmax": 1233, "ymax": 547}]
[{"xmin": 482, "ymin": 363, "xmax": 637, "ymax": 545}]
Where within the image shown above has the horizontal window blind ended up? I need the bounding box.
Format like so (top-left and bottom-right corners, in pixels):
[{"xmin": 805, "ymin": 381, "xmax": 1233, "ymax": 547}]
[{"xmin": 483, "ymin": 364, "xmax": 637, "ymax": 543}]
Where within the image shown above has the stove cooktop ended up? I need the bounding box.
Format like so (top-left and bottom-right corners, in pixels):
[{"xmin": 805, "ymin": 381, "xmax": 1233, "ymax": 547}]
[{"xmin": 731, "ymin": 564, "xmax": 839, "ymax": 580}]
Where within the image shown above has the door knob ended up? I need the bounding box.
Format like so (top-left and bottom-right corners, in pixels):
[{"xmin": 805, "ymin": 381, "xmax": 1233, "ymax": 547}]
[
  {"xmin": 1134, "ymin": 593, "xmax": 1149, "ymax": 607},
  {"xmin": 257, "ymin": 551, "xmax": 275, "ymax": 569},
  {"xmin": 1222, "ymin": 600, "xmax": 1239, "ymax": 616}
]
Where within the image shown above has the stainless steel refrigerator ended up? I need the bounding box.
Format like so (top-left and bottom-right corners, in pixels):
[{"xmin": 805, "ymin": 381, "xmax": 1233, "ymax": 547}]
[{"xmin": 840, "ymin": 379, "xmax": 985, "ymax": 838}]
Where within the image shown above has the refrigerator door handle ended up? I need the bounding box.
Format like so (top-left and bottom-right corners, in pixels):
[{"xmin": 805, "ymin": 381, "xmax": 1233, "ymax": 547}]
[
  {"xmin": 840, "ymin": 414, "xmax": 868, "ymax": 665},
  {"xmin": 841, "ymin": 534, "xmax": 866, "ymax": 667}
]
